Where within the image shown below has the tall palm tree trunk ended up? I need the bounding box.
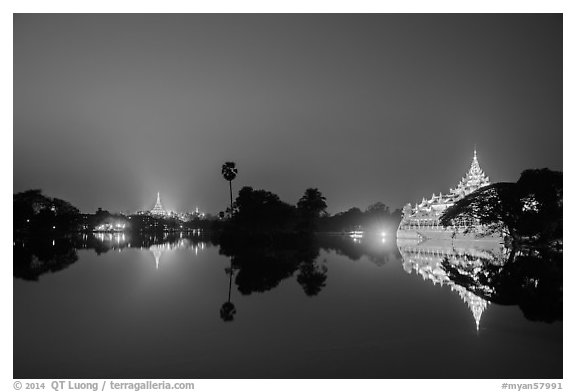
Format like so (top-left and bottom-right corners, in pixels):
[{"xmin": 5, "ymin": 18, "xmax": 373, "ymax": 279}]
[
  {"xmin": 229, "ymin": 181, "xmax": 233, "ymax": 217},
  {"xmin": 227, "ymin": 268, "xmax": 233, "ymax": 303}
]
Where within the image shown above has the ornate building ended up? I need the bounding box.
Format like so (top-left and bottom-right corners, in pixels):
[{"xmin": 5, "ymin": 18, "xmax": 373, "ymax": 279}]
[
  {"xmin": 397, "ymin": 149, "xmax": 497, "ymax": 239},
  {"xmin": 150, "ymin": 192, "xmax": 167, "ymax": 217}
]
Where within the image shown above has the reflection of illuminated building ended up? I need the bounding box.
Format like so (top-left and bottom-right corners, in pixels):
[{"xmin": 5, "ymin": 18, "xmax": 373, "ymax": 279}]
[
  {"xmin": 397, "ymin": 239, "xmax": 507, "ymax": 330},
  {"xmin": 92, "ymin": 231, "xmax": 208, "ymax": 268},
  {"xmin": 149, "ymin": 244, "xmax": 168, "ymax": 269},
  {"xmin": 397, "ymin": 150, "xmax": 499, "ymax": 240},
  {"xmin": 94, "ymin": 222, "xmax": 126, "ymax": 232},
  {"xmin": 349, "ymin": 230, "xmax": 363, "ymax": 241},
  {"xmin": 95, "ymin": 232, "xmax": 127, "ymax": 245},
  {"xmin": 148, "ymin": 239, "xmax": 207, "ymax": 269}
]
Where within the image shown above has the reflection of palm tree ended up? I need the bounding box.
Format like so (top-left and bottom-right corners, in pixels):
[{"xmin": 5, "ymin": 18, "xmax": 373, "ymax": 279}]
[
  {"xmin": 221, "ymin": 162, "xmax": 238, "ymax": 218},
  {"xmin": 220, "ymin": 259, "xmax": 237, "ymax": 322}
]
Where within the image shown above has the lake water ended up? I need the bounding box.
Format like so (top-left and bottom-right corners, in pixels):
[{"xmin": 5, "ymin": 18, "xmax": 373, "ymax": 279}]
[{"xmin": 13, "ymin": 232, "xmax": 562, "ymax": 379}]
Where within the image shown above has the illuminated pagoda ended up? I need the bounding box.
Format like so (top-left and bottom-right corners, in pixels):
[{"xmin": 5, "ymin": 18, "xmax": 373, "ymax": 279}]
[
  {"xmin": 150, "ymin": 192, "xmax": 167, "ymax": 217},
  {"xmin": 398, "ymin": 149, "xmax": 492, "ymax": 234}
]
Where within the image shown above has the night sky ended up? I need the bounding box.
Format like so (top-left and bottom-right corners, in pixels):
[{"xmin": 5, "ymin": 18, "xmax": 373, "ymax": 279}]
[{"xmin": 13, "ymin": 14, "xmax": 562, "ymax": 214}]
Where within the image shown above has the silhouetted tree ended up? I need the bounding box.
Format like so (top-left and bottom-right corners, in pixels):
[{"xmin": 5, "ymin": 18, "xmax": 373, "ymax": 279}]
[
  {"xmin": 233, "ymin": 186, "xmax": 296, "ymax": 232},
  {"xmin": 317, "ymin": 207, "xmax": 364, "ymax": 232},
  {"xmin": 440, "ymin": 183, "xmax": 519, "ymax": 240},
  {"xmin": 297, "ymin": 188, "xmax": 327, "ymax": 231},
  {"xmin": 515, "ymin": 169, "xmax": 562, "ymax": 241},
  {"xmin": 221, "ymin": 162, "xmax": 238, "ymax": 218},
  {"xmin": 14, "ymin": 190, "xmax": 81, "ymax": 234},
  {"xmin": 297, "ymin": 188, "xmax": 327, "ymax": 217},
  {"xmin": 440, "ymin": 169, "xmax": 562, "ymax": 245}
]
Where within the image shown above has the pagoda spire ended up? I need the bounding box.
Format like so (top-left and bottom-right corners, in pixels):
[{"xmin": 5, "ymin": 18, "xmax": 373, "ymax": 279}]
[
  {"xmin": 150, "ymin": 192, "xmax": 167, "ymax": 216},
  {"xmin": 451, "ymin": 148, "xmax": 490, "ymax": 197}
]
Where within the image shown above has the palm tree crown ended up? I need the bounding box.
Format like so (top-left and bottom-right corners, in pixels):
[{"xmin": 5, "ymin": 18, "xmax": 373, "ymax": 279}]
[{"xmin": 222, "ymin": 162, "xmax": 238, "ymax": 182}]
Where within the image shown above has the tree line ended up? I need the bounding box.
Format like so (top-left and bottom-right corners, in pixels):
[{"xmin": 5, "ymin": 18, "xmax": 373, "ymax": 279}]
[{"xmin": 440, "ymin": 168, "xmax": 562, "ymax": 246}]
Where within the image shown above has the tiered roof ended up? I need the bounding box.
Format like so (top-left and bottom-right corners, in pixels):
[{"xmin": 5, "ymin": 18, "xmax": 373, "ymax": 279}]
[
  {"xmin": 449, "ymin": 149, "xmax": 490, "ymax": 197},
  {"xmin": 411, "ymin": 149, "xmax": 490, "ymax": 217}
]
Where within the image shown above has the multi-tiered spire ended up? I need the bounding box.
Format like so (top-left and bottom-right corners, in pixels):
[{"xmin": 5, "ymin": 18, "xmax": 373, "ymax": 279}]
[
  {"xmin": 452, "ymin": 149, "xmax": 490, "ymax": 197},
  {"xmin": 150, "ymin": 192, "xmax": 167, "ymax": 216}
]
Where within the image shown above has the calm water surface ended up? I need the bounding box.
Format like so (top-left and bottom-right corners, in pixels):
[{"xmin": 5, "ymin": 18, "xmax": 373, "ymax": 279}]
[{"xmin": 13, "ymin": 232, "xmax": 562, "ymax": 378}]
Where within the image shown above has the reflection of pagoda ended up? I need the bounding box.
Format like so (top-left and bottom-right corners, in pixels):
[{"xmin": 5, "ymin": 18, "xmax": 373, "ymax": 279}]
[
  {"xmin": 457, "ymin": 289, "xmax": 489, "ymax": 331},
  {"xmin": 397, "ymin": 240, "xmax": 506, "ymax": 330},
  {"xmin": 148, "ymin": 239, "xmax": 206, "ymax": 269},
  {"xmin": 150, "ymin": 192, "xmax": 167, "ymax": 216}
]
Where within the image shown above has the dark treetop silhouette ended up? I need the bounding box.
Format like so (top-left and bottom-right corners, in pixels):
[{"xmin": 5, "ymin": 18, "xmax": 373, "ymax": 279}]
[
  {"xmin": 440, "ymin": 169, "xmax": 562, "ymax": 246},
  {"xmin": 221, "ymin": 162, "xmax": 238, "ymax": 218}
]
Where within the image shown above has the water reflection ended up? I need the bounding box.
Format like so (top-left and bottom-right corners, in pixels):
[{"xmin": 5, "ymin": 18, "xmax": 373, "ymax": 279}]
[
  {"xmin": 14, "ymin": 232, "xmax": 561, "ymax": 327},
  {"xmin": 397, "ymin": 239, "xmax": 508, "ymax": 330},
  {"xmin": 319, "ymin": 232, "xmax": 396, "ymax": 266},
  {"xmin": 13, "ymin": 231, "xmax": 211, "ymax": 280},
  {"xmin": 220, "ymin": 258, "xmax": 237, "ymax": 322},
  {"xmin": 13, "ymin": 237, "xmax": 79, "ymax": 281},
  {"xmin": 397, "ymin": 238, "xmax": 562, "ymax": 328},
  {"xmin": 14, "ymin": 232, "xmax": 562, "ymax": 378},
  {"xmin": 441, "ymin": 246, "xmax": 562, "ymax": 323},
  {"xmin": 215, "ymin": 234, "xmax": 327, "ymax": 296}
]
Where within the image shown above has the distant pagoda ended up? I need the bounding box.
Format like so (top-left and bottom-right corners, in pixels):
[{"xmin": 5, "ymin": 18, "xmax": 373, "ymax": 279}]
[{"xmin": 150, "ymin": 192, "xmax": 167, "ymax": 216}]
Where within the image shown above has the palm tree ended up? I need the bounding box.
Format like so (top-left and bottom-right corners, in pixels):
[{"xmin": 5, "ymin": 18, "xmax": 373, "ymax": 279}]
[
  {"xmin": 220, "ymin": 260, "xmax": 237, "ymax": 322},
  {"xmin": 221, "ymin": 162, "xmax": 238, "ymax": 218}
]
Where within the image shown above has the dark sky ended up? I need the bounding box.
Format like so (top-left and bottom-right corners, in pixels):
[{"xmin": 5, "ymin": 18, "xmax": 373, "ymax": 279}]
[{"xmin": 13, "ymin": 14, "xmax": 562, "ymax": 214}]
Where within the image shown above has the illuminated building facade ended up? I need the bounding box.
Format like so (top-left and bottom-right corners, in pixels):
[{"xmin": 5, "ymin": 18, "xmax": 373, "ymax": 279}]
[{"xmin": 397, "ymin": 150, "xmax": 499, "ymax": 240}]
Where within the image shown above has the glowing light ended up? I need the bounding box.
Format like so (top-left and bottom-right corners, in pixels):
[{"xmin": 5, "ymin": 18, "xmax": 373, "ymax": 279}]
[
  {"xmin": 381, "ymin": 231, "xmax": 386, "ymax": 237},
  {"xmin": 349, "ymin": 230, "xmax": 363, "ymax": 240},
  {"xmin": 52, "ymin": 226, "xmax": 56, "ymax": 229}
]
